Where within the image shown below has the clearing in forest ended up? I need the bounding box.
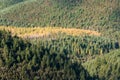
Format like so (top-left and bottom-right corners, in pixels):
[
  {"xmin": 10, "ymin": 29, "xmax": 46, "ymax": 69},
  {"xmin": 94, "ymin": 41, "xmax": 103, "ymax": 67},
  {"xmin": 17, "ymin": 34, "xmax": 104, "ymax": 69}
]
[{"xmin": 0, "ymin": 26, "xmax": 101, "ymax": 38}]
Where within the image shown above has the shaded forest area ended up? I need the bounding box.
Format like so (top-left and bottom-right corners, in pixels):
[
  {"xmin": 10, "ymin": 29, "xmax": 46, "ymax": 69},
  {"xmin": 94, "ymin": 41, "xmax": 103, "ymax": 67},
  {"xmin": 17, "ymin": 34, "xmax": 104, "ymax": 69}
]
[{"xmin": 0, "ymin": 30, "xmax": 120, "ymax": 80}]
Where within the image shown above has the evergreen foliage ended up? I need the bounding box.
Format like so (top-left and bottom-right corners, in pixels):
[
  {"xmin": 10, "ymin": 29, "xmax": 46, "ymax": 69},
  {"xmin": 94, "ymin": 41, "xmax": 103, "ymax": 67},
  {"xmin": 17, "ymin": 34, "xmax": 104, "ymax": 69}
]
[
  {"xmin": 0, "ymin": 0, "xmax": 27, "ymax": 9},
  {"xmin": 0, "ymin": 0, "xmax": 120, "ymax": 79},
  {"xmin": 83, "ymin": 49, "xmax": 120, "ymax": 80},
  {"xmin": 0, "ymin": 30, "xmax": 90, "ymax": 80},
  {"xmin": 0, "ymin": 0, "xmax": 119, "ymax": 31},
  {"xmin": 0, "ymin": 30, "xmax": 119, "ymax": 79}
]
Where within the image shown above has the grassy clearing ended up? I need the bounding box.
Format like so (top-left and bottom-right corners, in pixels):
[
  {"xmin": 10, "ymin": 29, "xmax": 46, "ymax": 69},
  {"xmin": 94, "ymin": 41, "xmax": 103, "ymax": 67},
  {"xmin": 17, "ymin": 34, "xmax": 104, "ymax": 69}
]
[{"xmin": 0, "ymin": 26, "xmax": 101, "ymax": 38}]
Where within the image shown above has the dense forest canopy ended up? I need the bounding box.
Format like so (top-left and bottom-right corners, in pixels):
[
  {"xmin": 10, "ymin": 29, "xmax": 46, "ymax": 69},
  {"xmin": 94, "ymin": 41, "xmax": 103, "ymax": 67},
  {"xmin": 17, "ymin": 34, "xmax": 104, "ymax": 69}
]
[
  {"xmin": 83, "ymin": 49, "xmax": 120, "ymax": 80},
  {"xmin": 0, "ymin": 0, "xmax": 120, "ymax": 80},
  {"xmin": 0, "ymin": 30, "xmax": 91, "ymax": 80},
  {"xmin": 0, "ymin": 29, "xmax": 120, "ymax": 79},
  {"xmin": 0, "ymin": 0, "xmax": 119, "ymax": 30}
]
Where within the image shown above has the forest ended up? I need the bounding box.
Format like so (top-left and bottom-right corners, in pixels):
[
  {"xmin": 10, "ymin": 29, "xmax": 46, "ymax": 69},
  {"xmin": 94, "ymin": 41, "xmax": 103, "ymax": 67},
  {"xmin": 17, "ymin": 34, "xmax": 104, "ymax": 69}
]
[
  {"xmin": 0, "ymin": 0, "xmax": 120, "ymax": 80},
  {"xmin": 0, "ymin": 30, "xmax": 119, "ymax": 80}
]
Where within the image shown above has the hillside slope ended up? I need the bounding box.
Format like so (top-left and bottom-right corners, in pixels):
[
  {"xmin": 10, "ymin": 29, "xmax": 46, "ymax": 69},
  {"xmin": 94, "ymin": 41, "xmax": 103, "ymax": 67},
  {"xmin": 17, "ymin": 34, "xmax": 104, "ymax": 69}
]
[
  {"xmin": 0, "ymin": 0, "xmax": 27, "ymax": 9},
  {"xmin": 0, "ymin": 0, "xmax": 119, "ymax": 30},
  {"xmin": 0, "ymin": 30, "xmax": 91, "ymax": 80},
  {"xmin": 83, "ymin": 49, "xmax": 120, "ymax": 80}
]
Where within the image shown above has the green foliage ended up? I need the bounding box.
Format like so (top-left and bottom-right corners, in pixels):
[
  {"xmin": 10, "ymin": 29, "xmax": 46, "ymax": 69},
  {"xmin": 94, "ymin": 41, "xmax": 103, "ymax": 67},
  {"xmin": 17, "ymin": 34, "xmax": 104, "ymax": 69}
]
[
  {"xmin": 0, "ymin": 0, "xmax": 27, "ymax": 9},
  {"xmin": 0, "ymin": 30, "xmax": 90, "ymax": 80},
  {"xmin": 0, "ymin": 30, "xmax": 30, "ymax": 67},
  {"xmin": 0, "ymin": 29, "xmax": 120, "ymax": 79},
  {"xmin": 52, "ymin": 0, "xmax": 82, "ymax": 7},
  {"xmin": 109, "ymin": 8, "xmax": 120, "ymax": 22},
  {"xmin": 32, "ymin": 35, "xmax": 119, "ymax": 56},
  {"xmin": 0, "ymin": 18, "xmax": 34, "ymax": 27},
  {"xmin": 0, "ymin": 0, "xmax": 120, "ymax": 79},
  {"xmin": 0, "ymin": 0, "xmax": 119, "ymax": 31},
  {"xmin": 83, "ymin": 49, "xmax": 120, "ymax": 80}
]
